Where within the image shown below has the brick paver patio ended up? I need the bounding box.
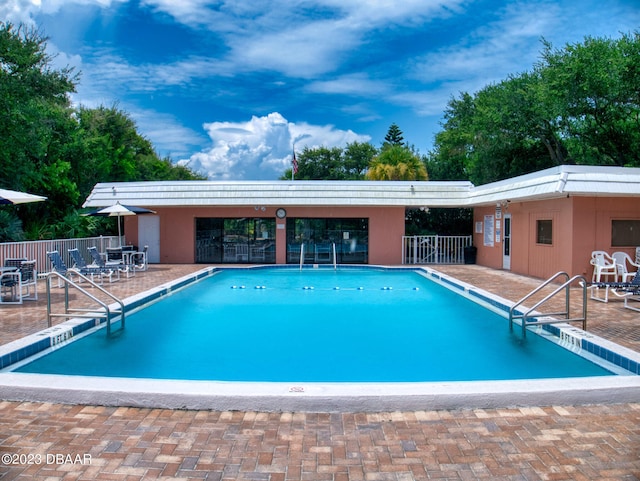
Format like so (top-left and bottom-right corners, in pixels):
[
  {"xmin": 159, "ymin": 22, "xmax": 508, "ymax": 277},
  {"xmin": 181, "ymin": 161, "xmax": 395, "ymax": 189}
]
[{"xmin": 1, "ymin": 264, "xmax": 639, "ymax": 480}]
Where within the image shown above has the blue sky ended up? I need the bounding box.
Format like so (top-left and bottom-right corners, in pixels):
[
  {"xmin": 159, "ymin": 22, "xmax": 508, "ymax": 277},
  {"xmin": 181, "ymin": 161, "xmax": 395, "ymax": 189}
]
[{"xmin": 3, "ymin": 1, "xmax": 639, "ymax": 180}]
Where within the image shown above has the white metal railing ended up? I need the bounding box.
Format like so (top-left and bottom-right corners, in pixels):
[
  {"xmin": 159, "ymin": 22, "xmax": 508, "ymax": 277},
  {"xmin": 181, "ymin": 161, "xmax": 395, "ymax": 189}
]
[
  {"xmin": 509, "ymin": 271, "xmax": 587, "ymax": 337},
  {"xmin": 0, "ymin": 236, "xmax": 120, "ymax": 274},
  {"xmin": 402, "ymin": 235, "xmax": 473, "ymax": 265},
  {"xmin": 332, "ymin": 242, "xmax": 337, "ymax": 270},
  {"xmin": 46, "ymin": 271, "xmax": 125, "ymax": 335}
]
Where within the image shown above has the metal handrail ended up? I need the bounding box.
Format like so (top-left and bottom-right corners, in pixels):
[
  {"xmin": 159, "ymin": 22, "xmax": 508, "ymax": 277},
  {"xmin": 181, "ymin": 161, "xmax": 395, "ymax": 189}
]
[
  {"xmin": 332, "ymin": 242, "xmax": 337, "ymax": 270},
  {"xmin": 299, "ymin": 244, "xmax": 304, "ymax": 270},
  {"xmin": 509, "ymin": 271, "xmax": 587, "ymax": 337},
  {"xmin": 46, "ymin": 271, "xmax": 126, "ymax": 335}
]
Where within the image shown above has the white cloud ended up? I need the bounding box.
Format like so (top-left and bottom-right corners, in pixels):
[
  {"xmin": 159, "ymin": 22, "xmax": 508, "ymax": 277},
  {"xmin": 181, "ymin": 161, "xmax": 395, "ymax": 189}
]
[
  {"xmin": 1, "ymin": 0, "xmax": 41, "ymax": 24},
  {"xmin": 140, "ymin": 0, "xmax": 469, "ymax": 78},
  {"xmin": 132, "ymin": 109, "xmax": 207, "ymax": 160},
  {"xmin": 182, "ymin": 112, "xmax": 370, "ymax": 180},
  {"xmin": 0, "ymin": 0, "xmax": 126, "ymax": 23},
  {"xmin": 305, "ymin": 73, "xmax": 390, "ymax": 97},
  {"xmin": 413, "ymin": 3, "xmax": 559, "ymax": 87}
]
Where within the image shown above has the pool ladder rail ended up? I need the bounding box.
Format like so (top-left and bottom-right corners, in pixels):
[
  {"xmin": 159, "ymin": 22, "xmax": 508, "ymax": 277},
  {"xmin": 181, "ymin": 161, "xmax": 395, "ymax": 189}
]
[
  {"xmin": 509, "ymin": 271, "xmax": 587, "ymax": 337},
  {"xmin": 46, "ymin": 271, "xmax": 125, "ymax": 335},
  {"xmin": 299, "ymin": 242, "xmax": 337, "ymax": 270}
]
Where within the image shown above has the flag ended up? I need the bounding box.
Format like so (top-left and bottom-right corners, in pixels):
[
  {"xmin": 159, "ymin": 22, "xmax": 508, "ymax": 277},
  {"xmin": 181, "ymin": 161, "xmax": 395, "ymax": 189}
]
[{"xmin": 292, "ymin": 151, "xmax": 298, "ymax": 175}]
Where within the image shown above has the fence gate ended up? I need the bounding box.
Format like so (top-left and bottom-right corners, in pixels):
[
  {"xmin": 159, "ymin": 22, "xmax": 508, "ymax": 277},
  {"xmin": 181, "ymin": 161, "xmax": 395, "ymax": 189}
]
[{"xmin": 402, "ymin": 235, "xmax": 472, "ymax": 265}]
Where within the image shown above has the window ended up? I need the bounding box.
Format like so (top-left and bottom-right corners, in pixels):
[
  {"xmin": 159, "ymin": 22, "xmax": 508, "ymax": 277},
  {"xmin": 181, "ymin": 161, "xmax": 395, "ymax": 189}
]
[
  {"xmin": 612, "ymin": 220, "xmax": 640, "ymax": 247},
  {"xmin": 286, "ymin": 218, "xmax": 369, "ymax": 264},
  {"xmin": 536, "ymin": 219, "xmax": 553, "ymax": 245}
]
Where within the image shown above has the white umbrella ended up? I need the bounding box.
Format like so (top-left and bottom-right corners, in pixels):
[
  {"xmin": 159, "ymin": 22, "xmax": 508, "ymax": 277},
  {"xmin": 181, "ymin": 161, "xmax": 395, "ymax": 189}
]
[
  {"xmin": 0, "ymin": 188, "xmax": 47, "ymax": 205},
  {"xmin": 83, "ymin": 201, "xmax": 155, "ymax": 246}
]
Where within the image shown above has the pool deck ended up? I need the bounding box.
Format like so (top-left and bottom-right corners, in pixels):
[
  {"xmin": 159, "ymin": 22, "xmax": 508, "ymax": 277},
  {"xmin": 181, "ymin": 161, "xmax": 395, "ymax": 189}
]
[{"xmin": 1, "ymin": 264, "xmax": 639, "ymax": 479}]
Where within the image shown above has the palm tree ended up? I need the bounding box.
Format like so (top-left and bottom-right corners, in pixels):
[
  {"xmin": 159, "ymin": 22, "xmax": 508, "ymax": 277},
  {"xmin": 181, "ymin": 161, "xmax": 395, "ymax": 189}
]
[{"xmin": 365, "ymin": 145, "xmax": 428, "ymax": 180}]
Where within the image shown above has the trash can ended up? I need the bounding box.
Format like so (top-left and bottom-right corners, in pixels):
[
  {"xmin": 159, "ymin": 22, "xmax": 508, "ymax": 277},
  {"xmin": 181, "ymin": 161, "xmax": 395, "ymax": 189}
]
[{"xmin": 463, "ymin": 246, "xmax": 477, "ymax": 264}]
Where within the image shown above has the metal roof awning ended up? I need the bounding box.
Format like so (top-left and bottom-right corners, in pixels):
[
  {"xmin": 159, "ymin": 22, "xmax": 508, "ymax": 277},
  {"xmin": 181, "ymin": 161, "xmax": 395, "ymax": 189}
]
[{"xmin": 82, "ymin": 165, "xmax": 640, "ymax": 210}]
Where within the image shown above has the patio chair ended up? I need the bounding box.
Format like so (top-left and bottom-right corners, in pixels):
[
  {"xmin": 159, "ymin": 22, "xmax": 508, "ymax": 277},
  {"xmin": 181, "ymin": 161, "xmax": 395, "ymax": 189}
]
[
  {"xmin": 87, "ymin": 246, "xmax": 120, "ymax": 282},
  {"xmin": 223, "ymin": 243, "xmax": 237, "ymax": 262},
  {"xmin": 315, "ymin": 243, "xmax": 332, "ymax": 262},
  {"xmin": 250, "ymin": 244, "xmax": 265, "ymax": 262},
  {"xmin": 105, "ymin": 246, "xmax": 135, "ymax": 278},
  {"xmin": 131, "ymin": 245, "xmax": 148, "ymax": 271},
  {"xmin": 236, "ymin": 243, "xmax": 249, "ymax": 262},
  {"xmin": 611, "ymin": 251, "xmax": 639, "ymax": 283},
  {"xmin": 1, "ymin": 259, "xmax": 24, "ymax": 304},
  {"xmin": 590, "ymin": 251, "xmax": 616, "ymax": 283},
  {"xmin": 18, "ymin": 259, "xmax": 37, "ymax": 301}
]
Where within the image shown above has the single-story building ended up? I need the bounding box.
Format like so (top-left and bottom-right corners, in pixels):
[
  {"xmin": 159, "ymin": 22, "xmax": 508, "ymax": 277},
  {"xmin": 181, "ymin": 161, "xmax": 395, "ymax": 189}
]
[
  {"xmin": 469, "ymin": 166, "xmax": 640, "ymax": 280},
  {"xmin": 83, "ymin": 165, "xmax": 640, "ymax": 280}
]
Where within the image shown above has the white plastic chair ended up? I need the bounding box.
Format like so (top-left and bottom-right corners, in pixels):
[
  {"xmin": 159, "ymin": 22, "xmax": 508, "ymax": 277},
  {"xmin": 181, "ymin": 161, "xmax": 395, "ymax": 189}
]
[
  {"xmin": 590, "ymin": 251, "xmax": 616, "ymax": 283},
  {"xmin": 612, "ymin": 251, "xmax": 640, "ymax": 283}
]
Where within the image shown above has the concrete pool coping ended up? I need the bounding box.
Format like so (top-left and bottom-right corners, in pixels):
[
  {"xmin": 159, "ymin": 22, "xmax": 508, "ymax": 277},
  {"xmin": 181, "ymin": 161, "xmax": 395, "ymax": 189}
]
[{"xmin": 1, "ymin": 265, "xmax": 639, "ymax": 412}]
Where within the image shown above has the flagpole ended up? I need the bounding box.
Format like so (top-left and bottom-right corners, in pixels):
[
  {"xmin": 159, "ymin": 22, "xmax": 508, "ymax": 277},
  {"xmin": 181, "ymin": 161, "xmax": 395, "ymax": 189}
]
[{"xmin": 291, "ymin": 145, "xmax": 297, "ymax": 181}]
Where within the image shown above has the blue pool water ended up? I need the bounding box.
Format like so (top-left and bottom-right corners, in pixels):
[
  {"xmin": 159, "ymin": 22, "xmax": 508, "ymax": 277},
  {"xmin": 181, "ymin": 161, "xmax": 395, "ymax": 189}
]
[{"xmin": 16, "ymin": 268, "xmax": 613, "ymax": 382}]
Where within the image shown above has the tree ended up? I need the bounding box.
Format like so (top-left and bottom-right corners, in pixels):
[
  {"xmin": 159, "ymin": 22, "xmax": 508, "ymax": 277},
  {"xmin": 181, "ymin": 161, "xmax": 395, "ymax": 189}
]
[
  {"xmin": 280, "ymin": 142, "xmax": 377, "ymax": 180},
  {"xmin": 366, "ymin": 145, "xmax": 428, "ymax": 181},
  {"xmin": 539, "ymin": 33, "xmax": 640, "ymax": 166},
  {"xmin": 0, "ymin": 23, "xmax": 204, "ymax": 240},
  {"xmin": 383, "ymin": 123, "xmax": 405, "ymax": 147},
  {"xmin": 428, "ymin": 32, "xmax": 640, "ymax": 184},
  {"xmin": 0, "ymin": 22, "xmax": 80, "ymax": 232},
  {"xmin": 342, "ymin": 141, "xmax": 378, "ymax": 179},
  {"xmin": 426, "ymin": 92, "xmax": 475, "ymax": 181}
]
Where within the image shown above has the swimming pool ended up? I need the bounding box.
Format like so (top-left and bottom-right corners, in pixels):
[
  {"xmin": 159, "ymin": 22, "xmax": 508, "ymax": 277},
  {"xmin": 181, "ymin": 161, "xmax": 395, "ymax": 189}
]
[
  {"xmin": 12, "ymin": 268, "xmax": 615, "ymax": 382},
  {"xmin": 1, "ymin": 266, "xmax": 639, "ymax": 411}
]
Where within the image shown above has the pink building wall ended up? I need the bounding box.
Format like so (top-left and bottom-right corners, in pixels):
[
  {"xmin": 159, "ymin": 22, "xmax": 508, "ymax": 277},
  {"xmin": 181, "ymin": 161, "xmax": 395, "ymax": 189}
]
[
  {"xmin": 124, "ymin": 205, "xmax": 406, "ymax": 265},
  {"xmin": 474, "ymin": 196, "xmax": 640, "ymax": 279}
]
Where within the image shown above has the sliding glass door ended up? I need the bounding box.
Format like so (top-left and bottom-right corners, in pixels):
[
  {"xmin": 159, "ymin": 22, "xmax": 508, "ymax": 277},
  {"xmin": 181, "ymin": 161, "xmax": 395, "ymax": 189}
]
[
  {"xmin": 195, "ymin": 218, "xmax": 276, "ymax": 263},
  {"xmin": 286, "ymin": 218, "xmax": 368, "ymax": 264}
]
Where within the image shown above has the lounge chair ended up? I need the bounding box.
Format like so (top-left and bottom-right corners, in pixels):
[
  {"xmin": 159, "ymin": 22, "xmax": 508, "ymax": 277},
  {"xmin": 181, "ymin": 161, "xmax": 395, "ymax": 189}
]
[
  {"xmin": 590, "ymin": 251, "xmax": 616, "ymax": 283},
  {"xmin": 69, "ymin": 248, "xmax": 116, "ymax": 284},
  {"xmin": 87, "ymin": 246, "xmax": 121, "ymax": 282},
  {"xmin": 46, "ymin": 250, "xmax": 74, "ymax": 287},
  {"xmin": 588, "ymin": 272, "xmax": 640, "ymax": 306},
  {"xmin": 611, "ymin": 251, "xmax": 640, "ymax": 283}
]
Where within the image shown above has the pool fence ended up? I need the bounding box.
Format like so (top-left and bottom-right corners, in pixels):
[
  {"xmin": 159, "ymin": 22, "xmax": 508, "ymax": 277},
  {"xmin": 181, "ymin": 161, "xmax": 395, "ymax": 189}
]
[
  {"xmin": 402, "ymin": 235, "xmax": 473, "ymax": 265},
  {"xmin": 0, "ymin": 236, "xmax": 121, "ymax": 274}
]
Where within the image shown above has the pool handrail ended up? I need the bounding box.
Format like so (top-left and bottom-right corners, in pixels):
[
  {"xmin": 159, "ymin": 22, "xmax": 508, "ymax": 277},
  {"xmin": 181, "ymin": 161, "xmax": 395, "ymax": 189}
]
[
  {"xmin": 332, "ymin": 242, "xmax": 337, "ymax": 270},
  {"xmin": 46, "ymin": 270, "xmax": 126, "ymax": 335},
  {"xmin": 509, "ymin": 271, "xmax": 587, "ymax": 337},
  {"xmin": 299, "ymin": 244, "xmax": 304, "ymax": 270}
]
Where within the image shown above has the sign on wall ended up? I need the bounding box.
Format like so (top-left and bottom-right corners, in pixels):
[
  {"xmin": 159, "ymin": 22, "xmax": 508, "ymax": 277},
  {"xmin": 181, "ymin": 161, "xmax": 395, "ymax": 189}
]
[{"xmin": 484, "ymin": 215, "xmax": 494, "ymax": 247}]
